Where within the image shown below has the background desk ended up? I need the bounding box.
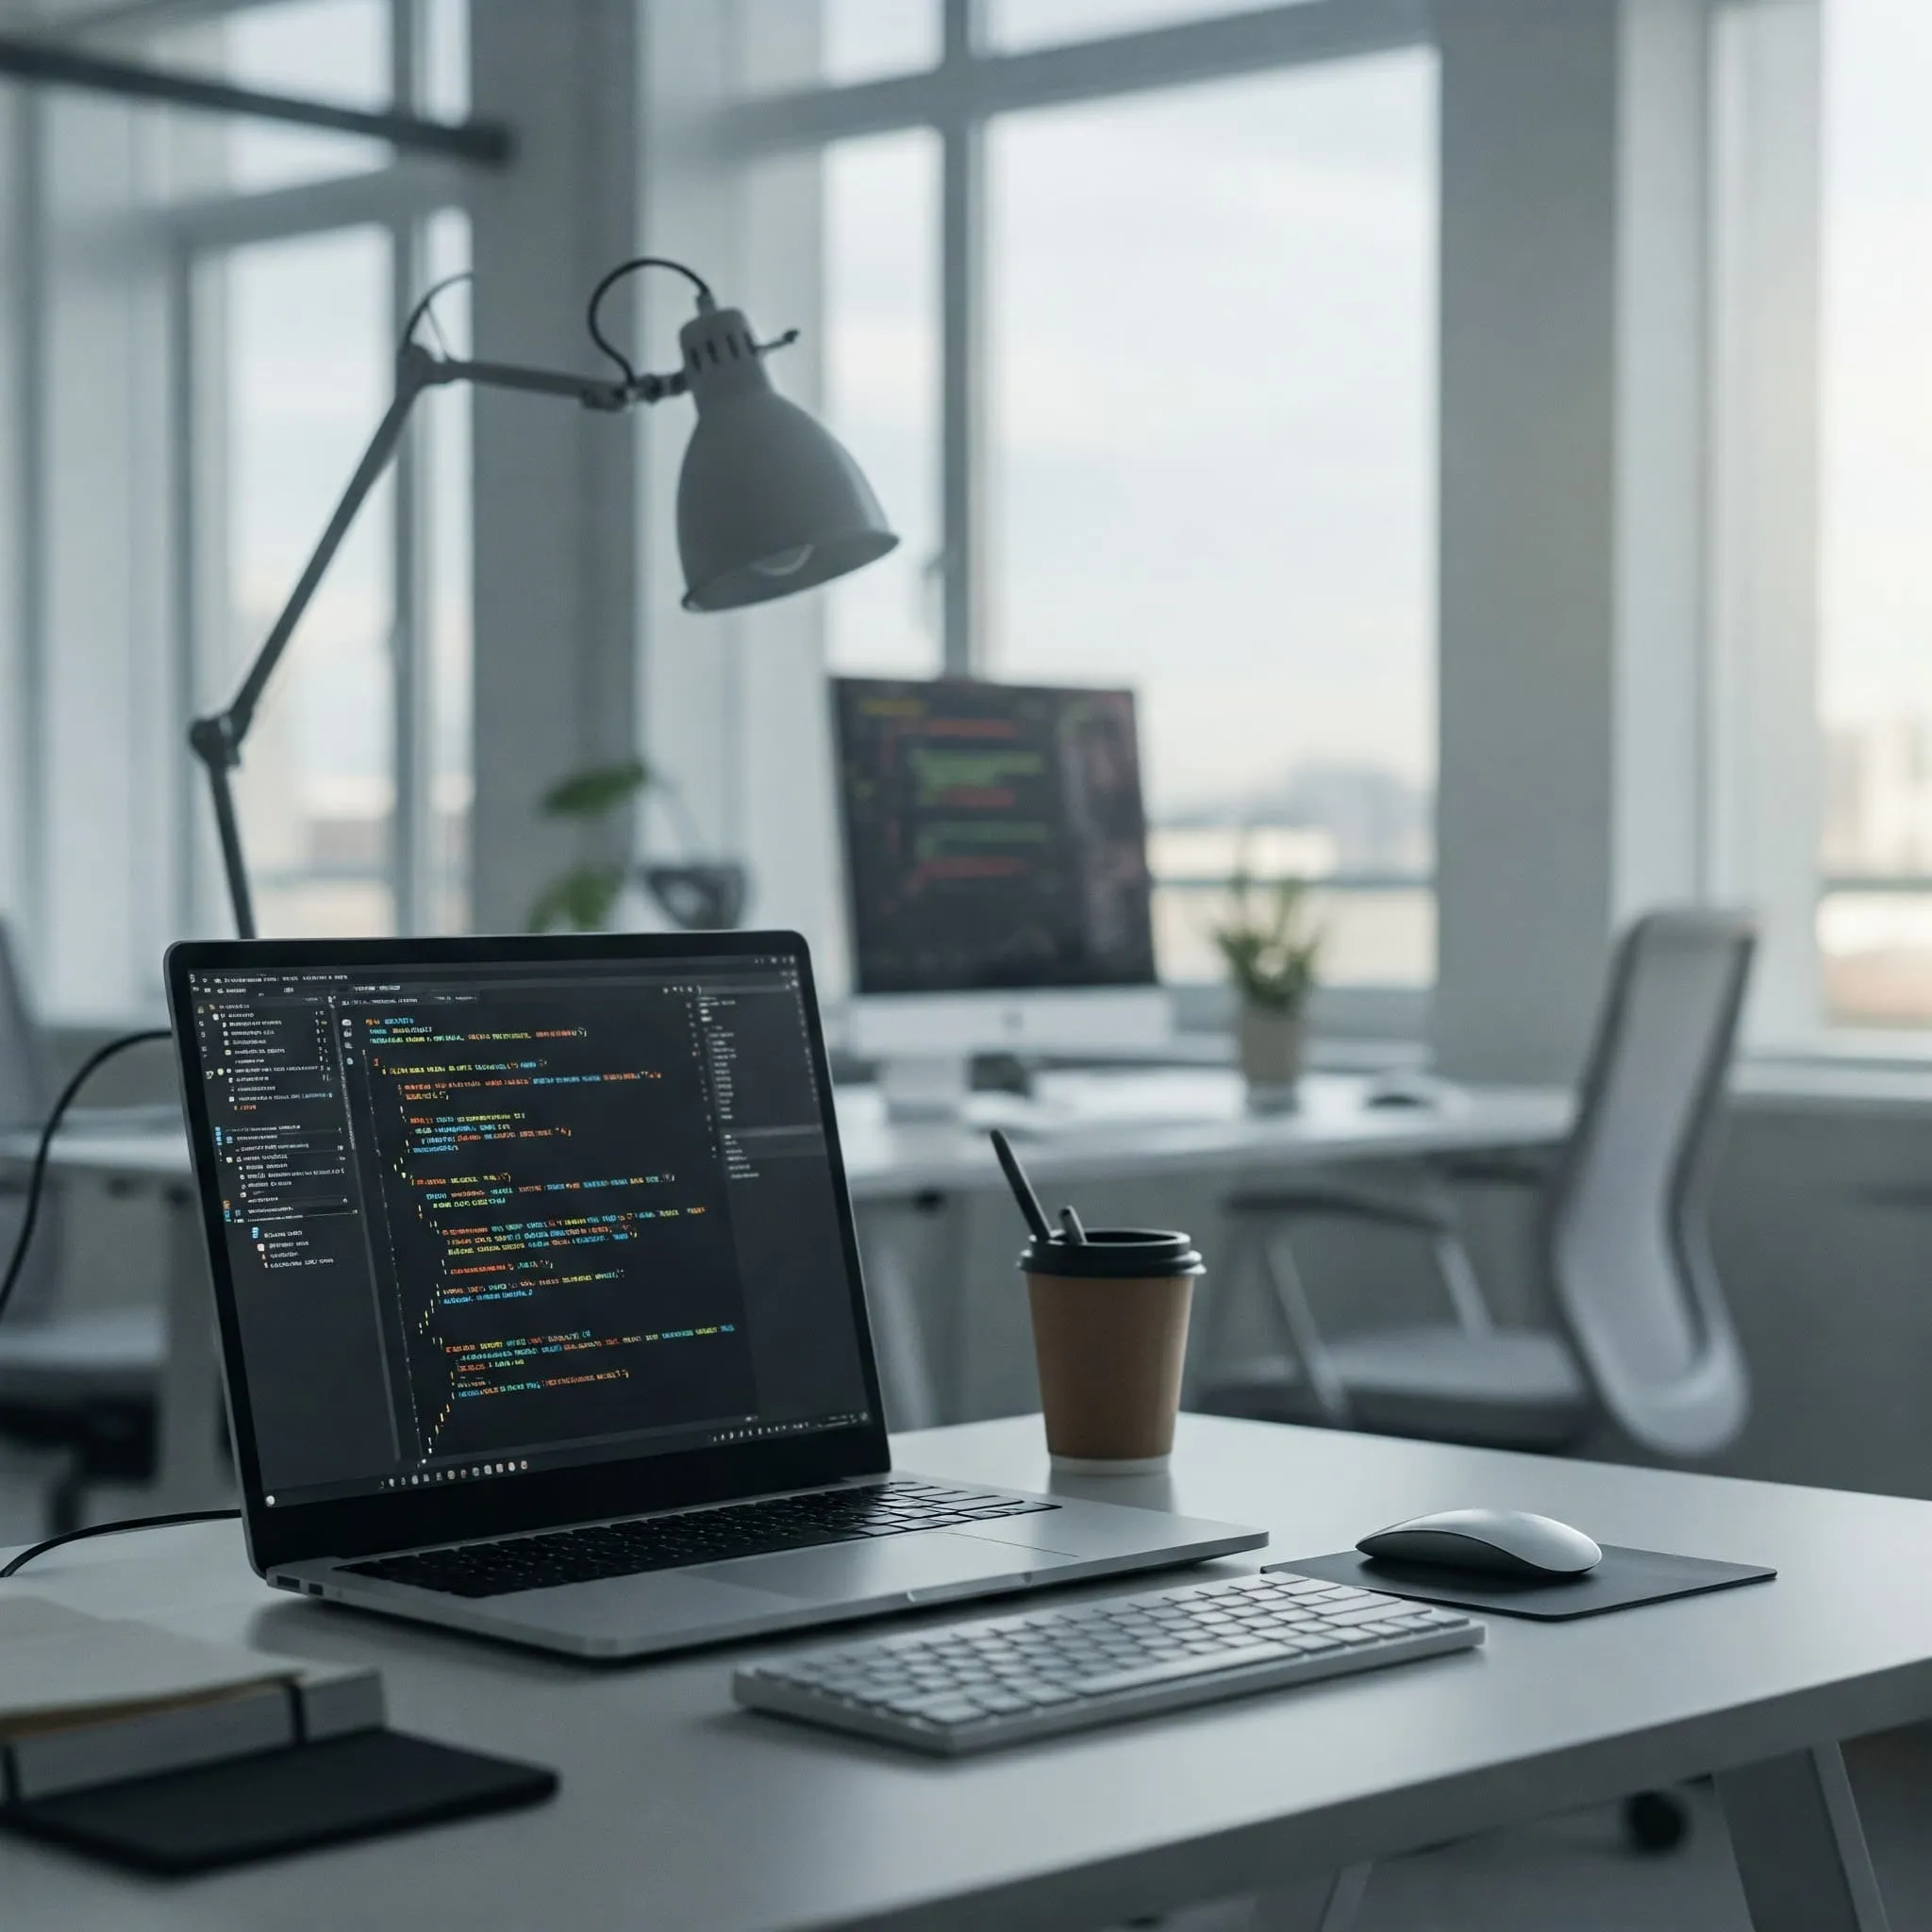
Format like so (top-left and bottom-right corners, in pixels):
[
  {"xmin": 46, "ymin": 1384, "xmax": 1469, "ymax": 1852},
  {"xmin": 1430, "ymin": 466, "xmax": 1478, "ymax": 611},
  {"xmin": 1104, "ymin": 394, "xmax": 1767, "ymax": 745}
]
[
  {"xmin": 0, "ymin": 1125, "xmax": 225, "ymax": 1518},
  {"xmin": 0, "ymin": 1073, "xmax": 1572, "ymax": 1502},
  {"xmin": 0, "ymin": 1412, "xmax": 1922, "ymax": 1931},
  {"xmin": 838, "ymin": 1070, "xmax": 1570, "ymax": 1428}
]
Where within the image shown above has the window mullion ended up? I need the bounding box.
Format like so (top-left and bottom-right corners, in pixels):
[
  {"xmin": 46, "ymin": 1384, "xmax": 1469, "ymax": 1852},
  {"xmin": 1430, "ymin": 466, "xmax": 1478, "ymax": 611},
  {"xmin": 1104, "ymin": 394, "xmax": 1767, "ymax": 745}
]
[
  {"xmin": 390, "ymin": 0, "xmax": 425, "ymax": 932},
  {"xmin": 390, "ymin": 216, "xmax": 425, "ymax": 933},
  {"xmin": 12, "ymin": 96, "xmax": 47, "ymax": 963},
  {"xmin": 940, "ymin": 0, "xmax": 984, "ymax": 676}
]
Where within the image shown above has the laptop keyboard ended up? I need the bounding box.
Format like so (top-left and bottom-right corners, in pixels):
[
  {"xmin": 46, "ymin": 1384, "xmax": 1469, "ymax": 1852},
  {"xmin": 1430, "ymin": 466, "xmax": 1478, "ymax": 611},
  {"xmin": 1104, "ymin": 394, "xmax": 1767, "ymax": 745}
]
[{"xmin": 341, "ymin": 1479, "xmax": 1058, "ymax": 1599}]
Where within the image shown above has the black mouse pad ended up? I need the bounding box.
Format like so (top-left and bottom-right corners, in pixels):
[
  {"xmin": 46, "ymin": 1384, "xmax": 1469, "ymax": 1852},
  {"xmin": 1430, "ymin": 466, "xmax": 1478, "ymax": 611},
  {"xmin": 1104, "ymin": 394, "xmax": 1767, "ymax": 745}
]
[
  {"xmin": 2, "ymin": 1729, "xmax": 558, "ymax": 1874},
  {"xmin": 1266, "ymin": 1545, "xmax": 1775, "ymax": 1621}
]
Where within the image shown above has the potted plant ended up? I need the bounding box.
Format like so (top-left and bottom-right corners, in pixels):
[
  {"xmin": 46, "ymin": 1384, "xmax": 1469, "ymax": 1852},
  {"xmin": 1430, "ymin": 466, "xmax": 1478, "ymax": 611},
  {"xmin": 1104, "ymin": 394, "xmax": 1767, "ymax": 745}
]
[
  {"xmin": 527, "ymin": 760, "xmax": 651, "ymax": 933},
  {"xmin": 527, "ymin": 759, "xmax": 750, "ymax": 933},
  {"xmin": 1212, "ymin": 869, "xmax": 1321, "ymax": 1108}
]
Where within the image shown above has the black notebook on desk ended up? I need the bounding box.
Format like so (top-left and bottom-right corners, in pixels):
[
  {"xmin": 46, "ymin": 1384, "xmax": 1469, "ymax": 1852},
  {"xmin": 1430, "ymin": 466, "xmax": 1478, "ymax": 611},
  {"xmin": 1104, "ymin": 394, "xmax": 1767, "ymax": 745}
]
[
  {"xmin": 7, "ymin": 1729, "xmax": 556, "ymax": 1874},
  {"xmin": 0, "ymin": 1595, "xmax": 555, "ymax": 1873}
]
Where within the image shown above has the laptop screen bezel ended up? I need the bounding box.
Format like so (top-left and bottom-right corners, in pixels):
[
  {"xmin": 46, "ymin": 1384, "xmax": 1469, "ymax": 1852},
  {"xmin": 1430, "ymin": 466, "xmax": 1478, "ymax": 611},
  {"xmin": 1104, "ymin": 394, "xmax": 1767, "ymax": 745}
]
[{"xmin": 164, "ymin": 928, "xmax": 891, "ymax": 1572}]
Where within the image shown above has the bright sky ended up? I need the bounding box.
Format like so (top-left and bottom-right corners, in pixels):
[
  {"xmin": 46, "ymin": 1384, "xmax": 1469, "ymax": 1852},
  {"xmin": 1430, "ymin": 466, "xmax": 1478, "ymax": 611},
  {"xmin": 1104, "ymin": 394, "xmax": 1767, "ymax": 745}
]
[
  {"xmin": 823, "ymin": 42, "xmax": 1437, "ymax": 826},
  {"xmin": 1819, "ymin": 0, "xmax": 1932, "ymax": 730}
]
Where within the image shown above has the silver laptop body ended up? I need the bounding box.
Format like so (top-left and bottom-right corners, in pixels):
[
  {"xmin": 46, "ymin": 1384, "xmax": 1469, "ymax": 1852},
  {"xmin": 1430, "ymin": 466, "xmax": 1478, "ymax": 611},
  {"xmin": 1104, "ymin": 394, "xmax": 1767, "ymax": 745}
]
[{"xmin": 166, "ymin": 931, "xmax": 1261, "ymax": 1661}]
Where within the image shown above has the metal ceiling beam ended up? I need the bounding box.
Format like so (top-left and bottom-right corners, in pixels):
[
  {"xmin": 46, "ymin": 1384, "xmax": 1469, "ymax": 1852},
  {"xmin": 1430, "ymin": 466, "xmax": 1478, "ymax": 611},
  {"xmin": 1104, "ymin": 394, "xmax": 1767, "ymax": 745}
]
[{"xmin": 0, "ymin": 31, "xmax": 511, "ymax": 164}]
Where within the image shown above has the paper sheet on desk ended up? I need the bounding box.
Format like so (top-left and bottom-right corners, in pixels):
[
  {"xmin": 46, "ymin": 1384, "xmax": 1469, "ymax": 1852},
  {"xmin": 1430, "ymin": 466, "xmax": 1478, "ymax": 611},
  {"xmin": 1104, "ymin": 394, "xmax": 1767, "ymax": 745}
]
[{"xmin": 0, "ymin": 1595, "xmax": 296, "ymax": 1739}]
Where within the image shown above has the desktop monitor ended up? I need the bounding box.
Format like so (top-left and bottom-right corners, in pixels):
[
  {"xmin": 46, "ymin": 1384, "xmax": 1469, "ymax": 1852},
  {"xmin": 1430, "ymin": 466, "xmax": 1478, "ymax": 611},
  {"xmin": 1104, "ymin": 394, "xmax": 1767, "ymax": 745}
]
[{"xmin": 831, "ymin": 677, "xmax": 1169, "ymax": 1110}]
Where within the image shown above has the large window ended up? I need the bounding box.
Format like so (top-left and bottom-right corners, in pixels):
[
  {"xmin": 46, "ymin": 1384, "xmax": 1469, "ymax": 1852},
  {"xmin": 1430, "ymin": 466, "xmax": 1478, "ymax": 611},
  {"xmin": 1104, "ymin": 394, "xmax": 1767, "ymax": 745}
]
[
  {"xmin": 202, "ymin": 226, "xmax": 398, "ymax": 937},
  {"xmin": 775, "ymin": 4, "xmax": 1440, "ymax": 995},
  {"xmin": 183, "ymin": 0, "xmax": 474, "ymax": 942},
  {"xmin": 8, "ymin": 0, "xmax": 475, "ymax": 1008},
  {"xmin": 987, "ymin": 50, "xmax": 1436, "ymax": 986},
  {"xmin": 822, "ymin": 132, "xmax": 943, "ymax": 678},
  {"xmin": 1816, "ymin": 0, "xmax": 1932, "ymax": 1031}
]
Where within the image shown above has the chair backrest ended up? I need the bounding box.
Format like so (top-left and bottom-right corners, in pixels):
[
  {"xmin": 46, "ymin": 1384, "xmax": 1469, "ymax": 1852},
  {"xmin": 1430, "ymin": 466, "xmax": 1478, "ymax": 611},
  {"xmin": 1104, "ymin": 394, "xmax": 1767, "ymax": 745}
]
[
  {"xmin": 1544, "ymin": 908, "xmax": 1757, "ymax": 1458},
  {"xmin": 0, "ymin": 922, "xmax": 61, "ymax": 1321}
]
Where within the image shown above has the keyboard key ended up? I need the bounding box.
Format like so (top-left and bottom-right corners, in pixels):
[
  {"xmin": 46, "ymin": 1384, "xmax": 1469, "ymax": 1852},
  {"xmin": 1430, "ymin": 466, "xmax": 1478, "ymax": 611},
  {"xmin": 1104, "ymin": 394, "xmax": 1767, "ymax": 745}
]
[
  {"xmin": 911, "ymin": 1697, "xmax": 991, "ymax": 1725},
  {"xmin": 1068, "ymin": 1643, "xmax": 1295, "ymax": 1697}
]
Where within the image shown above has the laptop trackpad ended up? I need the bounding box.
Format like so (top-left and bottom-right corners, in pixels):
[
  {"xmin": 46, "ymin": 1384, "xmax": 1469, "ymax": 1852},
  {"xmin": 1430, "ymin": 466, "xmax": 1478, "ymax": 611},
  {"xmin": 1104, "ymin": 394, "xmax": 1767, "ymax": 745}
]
[{"xmin": 699, "ymin": 1533, "xmax": 1057, "ymax": 1603}]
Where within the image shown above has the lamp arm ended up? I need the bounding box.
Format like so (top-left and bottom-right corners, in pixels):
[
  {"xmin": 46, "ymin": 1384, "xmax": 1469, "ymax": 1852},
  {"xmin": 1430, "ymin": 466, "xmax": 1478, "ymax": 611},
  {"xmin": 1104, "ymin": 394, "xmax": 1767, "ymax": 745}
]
[{"xmin": 186, "ymin": 341, "xmax": 687, "ymax": 939}]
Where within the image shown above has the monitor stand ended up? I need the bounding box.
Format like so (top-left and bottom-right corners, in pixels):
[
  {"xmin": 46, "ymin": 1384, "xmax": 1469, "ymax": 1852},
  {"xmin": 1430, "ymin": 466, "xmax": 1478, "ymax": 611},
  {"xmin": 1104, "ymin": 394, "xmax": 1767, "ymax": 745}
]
[
  {"xmin": 876, "ymin": 1054, "xmax": 974, "ymax": 1124},
  {"xmin": 851, "ymin": 989, "xmax": 1174, "ymax": 1125}
]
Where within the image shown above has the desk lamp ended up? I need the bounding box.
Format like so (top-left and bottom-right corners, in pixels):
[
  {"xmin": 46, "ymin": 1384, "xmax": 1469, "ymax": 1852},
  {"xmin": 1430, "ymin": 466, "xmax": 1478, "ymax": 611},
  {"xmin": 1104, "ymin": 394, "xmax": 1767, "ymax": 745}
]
[{"xmin": 188, "ymin": 255, "xmax": 896, "ymax": 939}]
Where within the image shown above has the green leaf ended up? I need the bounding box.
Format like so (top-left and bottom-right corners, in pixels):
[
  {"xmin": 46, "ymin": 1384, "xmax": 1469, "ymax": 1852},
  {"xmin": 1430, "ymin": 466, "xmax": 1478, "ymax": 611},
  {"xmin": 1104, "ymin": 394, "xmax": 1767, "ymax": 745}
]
[
  {"xmin": 1208, "ymin": 861, "xmax": 1323, "ymax": 1015},
  {"xmin": 527, "ymin": 866, "xmax": 625, "ymax": 933},
  {"xmin": 538, "ymin": 759, "xmax": 651, "ymax": 821}
]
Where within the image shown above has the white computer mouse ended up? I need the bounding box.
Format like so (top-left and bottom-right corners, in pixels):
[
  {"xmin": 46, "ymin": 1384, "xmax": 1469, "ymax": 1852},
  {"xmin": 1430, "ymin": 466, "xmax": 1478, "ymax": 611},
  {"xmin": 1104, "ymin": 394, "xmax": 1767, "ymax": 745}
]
[{"xmin": 1357, "ymin": 1507, "xmax": 1603, "ymax": 1579}]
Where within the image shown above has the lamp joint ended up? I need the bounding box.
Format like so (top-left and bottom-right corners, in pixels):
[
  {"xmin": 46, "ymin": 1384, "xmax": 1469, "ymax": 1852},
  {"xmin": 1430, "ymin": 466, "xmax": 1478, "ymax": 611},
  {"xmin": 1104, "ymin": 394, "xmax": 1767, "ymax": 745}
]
[{"xmin": 188, "ymin": 715, "xmax": 240, "ymax": 770}]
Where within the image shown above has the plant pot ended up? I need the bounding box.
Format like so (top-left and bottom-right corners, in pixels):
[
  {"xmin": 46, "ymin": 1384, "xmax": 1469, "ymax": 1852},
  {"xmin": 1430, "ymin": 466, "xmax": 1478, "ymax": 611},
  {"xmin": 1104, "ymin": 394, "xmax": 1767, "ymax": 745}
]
[{"xmin": 1238, "ymin": 1004, "xmax": 1306, "ymax": 1109}]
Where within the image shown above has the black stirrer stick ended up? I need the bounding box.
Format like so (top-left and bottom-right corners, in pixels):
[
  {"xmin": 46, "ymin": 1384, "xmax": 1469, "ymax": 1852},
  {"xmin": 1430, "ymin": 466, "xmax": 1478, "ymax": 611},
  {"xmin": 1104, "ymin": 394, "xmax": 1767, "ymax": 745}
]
[{"xmin": 988, "ymin": 1128, "xmax": 1053, "ymax": 1246}]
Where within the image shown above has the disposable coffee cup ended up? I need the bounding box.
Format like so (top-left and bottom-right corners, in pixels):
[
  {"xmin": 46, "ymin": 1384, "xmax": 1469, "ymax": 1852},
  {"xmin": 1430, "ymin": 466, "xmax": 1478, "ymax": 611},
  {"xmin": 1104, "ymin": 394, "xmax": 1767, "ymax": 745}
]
[{"xmin": 1020, "ymin": 1228, "xmax": 1204, "ymax": 1474}]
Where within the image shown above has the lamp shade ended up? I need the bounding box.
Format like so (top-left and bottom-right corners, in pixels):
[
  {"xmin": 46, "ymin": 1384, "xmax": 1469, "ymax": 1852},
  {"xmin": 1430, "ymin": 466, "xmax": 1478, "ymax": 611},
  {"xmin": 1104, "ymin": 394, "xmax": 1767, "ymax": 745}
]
[{"xmin": 674, "ymin": 306, "xmax": 897, "ymax": 612}]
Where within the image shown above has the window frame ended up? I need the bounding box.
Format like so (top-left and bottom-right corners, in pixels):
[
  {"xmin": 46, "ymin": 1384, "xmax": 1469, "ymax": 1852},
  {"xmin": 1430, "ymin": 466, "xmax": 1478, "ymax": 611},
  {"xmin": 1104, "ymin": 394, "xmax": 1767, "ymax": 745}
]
[
  {"xmin": 169, "ymin": 0, "xmax": 469, "ymax": 944},
  {"xmin": 5, "ymin": 0, "xmax": 471, "ymax": 1013},
  {"xmin": 725, "ymin": 0, "xmax": 1441, "ymax": 1016}
]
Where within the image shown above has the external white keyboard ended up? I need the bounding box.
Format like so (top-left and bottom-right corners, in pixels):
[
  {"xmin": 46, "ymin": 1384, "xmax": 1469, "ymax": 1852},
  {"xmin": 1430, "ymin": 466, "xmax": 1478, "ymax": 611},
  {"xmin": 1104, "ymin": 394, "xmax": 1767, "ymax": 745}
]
[{"xmin": 734, "ymin": 1569, "xmax": 1484, "ymax": 1755}]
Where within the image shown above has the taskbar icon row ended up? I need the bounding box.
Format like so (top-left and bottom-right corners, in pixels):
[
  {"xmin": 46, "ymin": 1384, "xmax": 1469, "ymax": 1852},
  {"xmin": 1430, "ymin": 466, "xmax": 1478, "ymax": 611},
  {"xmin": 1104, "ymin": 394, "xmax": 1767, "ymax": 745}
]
[{"xmin": 381, "ymin": 1457, "xmax": 530, "ymax": 1491}]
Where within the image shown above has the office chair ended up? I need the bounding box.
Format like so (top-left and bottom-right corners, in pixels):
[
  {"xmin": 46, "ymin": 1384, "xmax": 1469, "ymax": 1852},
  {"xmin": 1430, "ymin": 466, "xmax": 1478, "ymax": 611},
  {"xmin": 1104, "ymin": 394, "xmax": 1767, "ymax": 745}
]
[
  {"xmin": 1194, "ymin": 907, "xmax": 1756, "ymax": 1457},
  {"xmin": 1195, "ymin": 909, "xmax": 1755, "ymax": 1862},
  {"xmin": 0, "ymin": 925, "xmax": 164, "ymax": 1535}
]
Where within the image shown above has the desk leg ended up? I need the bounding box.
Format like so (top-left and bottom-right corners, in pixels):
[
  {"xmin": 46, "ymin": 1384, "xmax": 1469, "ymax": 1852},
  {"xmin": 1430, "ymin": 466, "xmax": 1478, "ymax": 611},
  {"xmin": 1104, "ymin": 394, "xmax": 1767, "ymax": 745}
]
[
  {"xmin": 151, "ymin": 1182, "xmax": 231, "ymax": 1513},
  {"xmin": 1246, "ymin": 1863, "xmax": 1372, "ymax": 1932},
  {"xmin": 1716, "ymin": 1744, "xmax": 1892, "ymax": 1932},
  {"xmin": 855, "ymin": 1196, "xmax": 944, "ymax": 1433}
]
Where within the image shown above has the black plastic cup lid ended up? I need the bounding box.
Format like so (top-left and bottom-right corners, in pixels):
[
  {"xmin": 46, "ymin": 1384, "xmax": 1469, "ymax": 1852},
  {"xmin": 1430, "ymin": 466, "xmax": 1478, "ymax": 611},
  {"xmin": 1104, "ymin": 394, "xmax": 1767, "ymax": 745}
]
[{"xmin": 1018, "ymin": 1228, "xmax": 1203, "ymax": 1279}]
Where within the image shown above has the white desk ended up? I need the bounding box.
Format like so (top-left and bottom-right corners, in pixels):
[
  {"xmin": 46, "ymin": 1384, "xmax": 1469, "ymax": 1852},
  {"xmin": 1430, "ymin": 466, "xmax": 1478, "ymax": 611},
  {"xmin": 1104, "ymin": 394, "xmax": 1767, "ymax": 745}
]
[
  {"xmin": 0, "ymin": 1412, "xmax": 1920, "ymax": 1930},
  {"xmin": 0, "ymin": 1073, "xmax": 1572, "ymax": 1491},
  {"xmin": 837, "ymin": 1068, "xmax": 1569, "ymax": 1197}
]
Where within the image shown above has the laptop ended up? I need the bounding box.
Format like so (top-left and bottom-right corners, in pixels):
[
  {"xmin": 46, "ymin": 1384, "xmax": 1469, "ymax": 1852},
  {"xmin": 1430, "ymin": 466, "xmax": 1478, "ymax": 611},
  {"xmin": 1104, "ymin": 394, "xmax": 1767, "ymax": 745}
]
[{"xmin": 164, "ymin": 931, "xmax": 1263, "ymax": 1660}]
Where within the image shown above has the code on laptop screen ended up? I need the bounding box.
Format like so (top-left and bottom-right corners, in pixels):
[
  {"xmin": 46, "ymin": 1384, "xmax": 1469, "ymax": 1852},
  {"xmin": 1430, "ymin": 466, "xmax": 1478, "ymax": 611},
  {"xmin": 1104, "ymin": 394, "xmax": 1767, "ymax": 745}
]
[{"xmin": 182, "ymin": 953, "xmax": 872, "ymax": 1510}]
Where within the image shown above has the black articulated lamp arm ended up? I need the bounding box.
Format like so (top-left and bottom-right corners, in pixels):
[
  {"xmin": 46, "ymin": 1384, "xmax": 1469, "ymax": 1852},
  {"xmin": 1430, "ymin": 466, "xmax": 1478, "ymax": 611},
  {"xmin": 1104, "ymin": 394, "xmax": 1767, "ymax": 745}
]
[{"xmin": 186, "ymin": 257, "xmax": 730, "ymax": 940}]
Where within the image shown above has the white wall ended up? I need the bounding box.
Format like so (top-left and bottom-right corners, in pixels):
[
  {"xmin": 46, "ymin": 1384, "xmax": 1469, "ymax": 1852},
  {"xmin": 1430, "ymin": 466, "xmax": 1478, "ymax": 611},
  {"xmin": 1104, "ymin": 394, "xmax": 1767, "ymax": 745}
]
[
  {"xmin": 1432, "ymin": 0, "xmax": 1719, "ymax": 1083},
  {"xmin": 467, "ymin": 0, "xmax": 643, "ymax": 936}
]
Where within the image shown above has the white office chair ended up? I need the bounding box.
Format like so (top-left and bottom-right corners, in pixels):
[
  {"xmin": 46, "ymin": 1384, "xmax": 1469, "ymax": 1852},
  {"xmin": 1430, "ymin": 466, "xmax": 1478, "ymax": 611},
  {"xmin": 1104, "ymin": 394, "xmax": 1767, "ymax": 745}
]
[
  {"xmin": 0, "ymin": 924, "xmax": 166, "ymax": 1534},
  {"xmin": 1195, "ymin": 908, "xmax": 1757, "ymax": 1463},
  {"xmin": 1194, "ymin": 908, "xmax": 1756, "ymax": 1868}
]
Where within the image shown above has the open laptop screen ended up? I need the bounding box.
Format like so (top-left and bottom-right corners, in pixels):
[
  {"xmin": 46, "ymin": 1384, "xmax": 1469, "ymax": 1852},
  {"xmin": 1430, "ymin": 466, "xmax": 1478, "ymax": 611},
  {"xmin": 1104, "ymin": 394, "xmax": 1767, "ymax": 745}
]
[{"xmin": 177, "ymin": 944, "xmax": 874, "ymax": 1516}]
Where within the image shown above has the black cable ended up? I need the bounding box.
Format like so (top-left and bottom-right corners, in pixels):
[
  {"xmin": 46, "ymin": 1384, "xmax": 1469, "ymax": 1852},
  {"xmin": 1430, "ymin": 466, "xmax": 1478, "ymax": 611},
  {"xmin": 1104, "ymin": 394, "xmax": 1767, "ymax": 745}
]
[
  {"xmin": 584, "ymin": 255, "xmax": 712, "ymax": 385},
  {"xmin": 0, "ymin": 1508, "xmax": 241, "ymax": 1581},
  {"xmin": 400, "ymin": 268, "xmax": 473, "ymax": 358},
  {"xmin": 0, "ymin": 1028, "xmax": 172, "ymax": 1328}
]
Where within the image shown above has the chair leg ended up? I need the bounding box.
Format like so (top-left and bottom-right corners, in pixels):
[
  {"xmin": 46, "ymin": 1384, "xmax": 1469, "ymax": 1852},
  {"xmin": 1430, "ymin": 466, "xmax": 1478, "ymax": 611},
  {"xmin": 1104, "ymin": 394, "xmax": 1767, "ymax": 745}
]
[
  {"xmin": 1430, "ymin": 1229, "xmax": 1494, "ymax": 1335},
  {"xmin": 1253, "ymin": 1231, "xmax": 1351, "ymax": 1424},
  {"xmin": 1416, "ymin": 1170, "xmax": 1494, "ymax": 1334}
]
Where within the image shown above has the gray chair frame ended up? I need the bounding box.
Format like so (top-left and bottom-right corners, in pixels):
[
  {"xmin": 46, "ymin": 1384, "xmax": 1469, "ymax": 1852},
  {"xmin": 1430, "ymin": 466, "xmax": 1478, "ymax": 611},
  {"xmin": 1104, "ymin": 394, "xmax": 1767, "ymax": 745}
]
[{"xmin": 1197, "ymin": 908, "xmax": 1757, "ymax": 1461}]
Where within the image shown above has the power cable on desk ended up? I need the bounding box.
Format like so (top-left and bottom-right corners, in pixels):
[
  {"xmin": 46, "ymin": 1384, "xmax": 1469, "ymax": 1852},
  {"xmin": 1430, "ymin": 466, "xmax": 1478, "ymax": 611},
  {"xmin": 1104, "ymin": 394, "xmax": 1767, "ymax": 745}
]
[
  {"xmin": 0, "ymin": 1507, "xmax": 240, "ymax": 1580},
  {"xmin": 0, "ymin": 1027, "xmax": 241, "ymax": 1579}
]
